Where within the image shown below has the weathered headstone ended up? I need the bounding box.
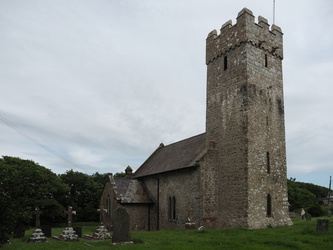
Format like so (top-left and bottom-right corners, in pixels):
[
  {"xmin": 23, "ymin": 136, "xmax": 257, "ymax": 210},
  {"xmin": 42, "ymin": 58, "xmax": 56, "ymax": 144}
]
[
  {"xmin": 316, "ymin": 219, "xmax": 329, "ymax": 232},
  {"xmin": 97, "ymin": 204, "xmax": 108, "ymax": 225},
  {"xmin": 28, "ymin": 207, "xmax": 46, "ymax": 243},
  {"xmin": 41, "ymin": 225, "xmax": 51, "ymax": 238},
  {"xmin": 84, "ymin": 205, "xmax": 111, "ymax": 240},
  {"xmin": 73, "ymin": 227, "xmax": 82, "ymax": 238},
  {"xmin": 112, "ymin": 207, "xmax": 131, "ymax": 243},
  {"xmin": 64, "ymin": 206, "xmax": 76, "ymax": 228},
  {"xmin": 28, "ymin": 228, "xmax": 46, "ymax": 243},
  {"xmin": 56, "ymin": 206, "xmax": 79, "ymax": 241},
  {"xmin": 34, "ymin": 207, "xmax": 42, "ymax": 228},
  {"xmin": 305, "ymin": 213, "xmax": 312, "ymax": 221},
  {"xmin": 185, "ymin": 206, "xmax": 196, "ymax": 229},
  {"xmin": 327, "ymin": 210, "xmax": 332, "ymax": 218}
]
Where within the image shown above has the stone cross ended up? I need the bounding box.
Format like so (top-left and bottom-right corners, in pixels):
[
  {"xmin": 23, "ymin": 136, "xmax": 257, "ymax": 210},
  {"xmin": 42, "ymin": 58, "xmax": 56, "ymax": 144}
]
[
  {"xmin": 34, "ymin": 207, "xmax": 42, "ymax": 228},
  {"xmin": 64, "ymin": 206, "xmax": 76, "ymax": 228},
  {"xmin": 97, "ymin": 204, "xmax": 108, "ymax": 225}
]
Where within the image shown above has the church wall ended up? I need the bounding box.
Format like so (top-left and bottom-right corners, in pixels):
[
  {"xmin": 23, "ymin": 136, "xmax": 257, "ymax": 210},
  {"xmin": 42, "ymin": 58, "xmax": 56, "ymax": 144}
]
[
  {"xmin": 100, "ymin": 180, "xmax": 151, "ymax": 231},
  {"xmin": 121, "ymin": 204, "xmax": 150, "ymax": 231},
  {"xmin": 100, "ymin": 181, "xmax": 118, "ymax": 230},
  {"xmin": 141, "ymin": 167, "xmax": 202, "ymax": 230}
]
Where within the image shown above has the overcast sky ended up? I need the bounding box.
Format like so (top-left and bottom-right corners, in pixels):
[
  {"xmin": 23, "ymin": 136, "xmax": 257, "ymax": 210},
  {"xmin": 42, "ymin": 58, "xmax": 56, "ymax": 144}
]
[{"xmin": 1, "ymin": 0, "xmax": 332, "ymax": 188}]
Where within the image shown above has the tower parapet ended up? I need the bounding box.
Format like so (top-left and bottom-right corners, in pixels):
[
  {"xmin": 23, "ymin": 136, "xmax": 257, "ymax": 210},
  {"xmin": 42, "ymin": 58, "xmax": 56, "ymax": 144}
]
[{"xmin": 206, "ymin": 8, "xmax": 283, "ymax": 65}]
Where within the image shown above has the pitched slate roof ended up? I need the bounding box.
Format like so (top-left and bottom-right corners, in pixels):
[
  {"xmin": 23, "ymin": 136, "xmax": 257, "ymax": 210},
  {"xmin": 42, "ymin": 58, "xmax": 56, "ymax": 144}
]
[
  {"xmin": 134, "ymin": 133, "xmax": 207, "ymax": 178},
  {"xmin": 111, "ymin": 177, "xmax": 153, "ymax": 204}
]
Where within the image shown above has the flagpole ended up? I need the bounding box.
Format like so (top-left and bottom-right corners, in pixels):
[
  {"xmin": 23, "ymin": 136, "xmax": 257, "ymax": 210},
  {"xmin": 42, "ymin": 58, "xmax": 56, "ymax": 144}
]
[
  {"xmin": 328, "ymin": 176, "xmax": 332, "ymax": 207},
  {"xmin": 273, "ymin": 0, "xmax": 276, "ymax": 25}
]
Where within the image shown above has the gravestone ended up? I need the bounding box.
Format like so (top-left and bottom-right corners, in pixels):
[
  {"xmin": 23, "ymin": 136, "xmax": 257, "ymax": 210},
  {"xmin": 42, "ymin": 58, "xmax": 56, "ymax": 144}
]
[
  {"xmin": 327, "ymin": 210, "xmax": 332, "ymax": 218},
  {"xmin": 305, "ymin": 213, "xmax": 312, "ymax": 221},
  {"xmin": 185, "ymin": 206, "xmax": 196, "ymax": 229},
  {"xmin": 64, "ymin": 206, "xmax": 76, "ymax": 228},
  {"xmin": 316, "ymin": 219, "xmax": 329, "ymax": 232},
  {"xmin": 28, "ymin": 207, "xmax": 46, "ymax": 243},
  {"xmin": 97, "ymin": 204, "xmax": 108, "ymax": 225},
  {"xmin": 83, "ymin": 205, "xmax": 111, "ymax": 240},
  {"xmin": 73, "ymin": 227, "xmax": 82, "ymax": 238},
  {"xmin": 57, "ymin": 206, "xmax": 79, "ymax": 241},
  {"xmin": 41, "ymin": 225, "xmax": 51, "ymax": 238},
  {"xmin": 112, "ymin": 207, "xmax": 131, "ymax": 243}
]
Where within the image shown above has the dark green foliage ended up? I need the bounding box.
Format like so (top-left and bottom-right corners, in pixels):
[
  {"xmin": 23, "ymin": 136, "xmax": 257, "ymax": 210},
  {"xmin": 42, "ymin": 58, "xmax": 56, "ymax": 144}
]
[
  {"xmin": 288, "ymin": 178, "xmax": 317, "ymax": 211},
  {"xmin": 58, "ymin": 170, "xmax": 105, "ymax": 222},
  {"xmin": 297, "ymin": 182, "xmax": 329, "ymax": 199},
  {"xmin": 114, "ymin": 172, "xmax": 125, "ymax": 178},
  {"xmin": 91, "ymin": 172, "xmax": 109, "ymax": 186},
  {"xmin": 307, "ymin": 203, "xmax": 325, "ymax": 217},
  {"xmin": 0, "ymin": 156, "xmax": 69, "ymax": 245}
]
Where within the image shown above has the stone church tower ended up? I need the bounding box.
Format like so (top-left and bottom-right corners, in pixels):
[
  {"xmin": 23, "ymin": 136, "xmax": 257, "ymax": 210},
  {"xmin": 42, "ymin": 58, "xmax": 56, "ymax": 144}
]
[
  {"xmin": 205, "ymin": 8, "xmax": 292, "ymax": 228},
  {"xmin": 101, "ymin": 8, "xmax": 292, "ymax": 231}
]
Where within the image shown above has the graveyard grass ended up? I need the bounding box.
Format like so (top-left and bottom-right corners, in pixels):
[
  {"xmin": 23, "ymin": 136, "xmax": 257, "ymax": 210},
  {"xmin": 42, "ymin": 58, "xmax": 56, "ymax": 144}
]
[{"xmin": 3, "ymin": 218, "xmax": 333, "ymax": 249}]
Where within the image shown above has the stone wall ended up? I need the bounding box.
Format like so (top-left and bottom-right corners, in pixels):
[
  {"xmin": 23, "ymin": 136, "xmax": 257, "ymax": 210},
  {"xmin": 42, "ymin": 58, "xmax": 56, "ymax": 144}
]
[
  {"xmin": 100, "ymin": 178, "xmax": 151, "ymax": 231},
  {"xmin": 141, "ymin": 166, "xmax": 202, "ymax": 230},
  {"xmin": 100, "ymin": 180, "xmax": 118, "ymax": 229},
  {"xmin": 205, "ymin": 8, "xmax": 292, "ymax": 228},
  {"xmin": 121, "ymin": 204, "xmax": 150, "ymax": 231}
]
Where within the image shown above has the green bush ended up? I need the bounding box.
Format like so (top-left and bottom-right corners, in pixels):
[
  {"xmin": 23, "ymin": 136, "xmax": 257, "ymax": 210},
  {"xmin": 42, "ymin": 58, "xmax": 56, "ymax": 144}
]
[{"xmin": 307, "ymin": 203, "xmax": 324, "ymax": 217}]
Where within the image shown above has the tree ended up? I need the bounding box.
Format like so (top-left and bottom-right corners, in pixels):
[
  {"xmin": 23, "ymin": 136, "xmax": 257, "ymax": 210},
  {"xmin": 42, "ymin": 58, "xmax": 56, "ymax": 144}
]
[
  {"xmin": 59, "ymin": 170, "xmax": 104, "ymax": 222},
  {"xmin": 307, "ymin": 203, "xmax": 325, "ymax": 217},
  {"xmin": 288, "ymin": 178, "xmax": 317, "ymax": 211},
  {"xmin": 91, "ymin": 172, "xmax": 109, "ymax": 186},
  {"xmin": 297, "ymin": 182, "xmax": 329, "ymax": 199},
  {"xmin": 0, "ymin": 156, "xmax": 69, "ymax": 245},
  {"xmin": 114, "ymin": 172, "xmax": 125, "ymax": 178}
]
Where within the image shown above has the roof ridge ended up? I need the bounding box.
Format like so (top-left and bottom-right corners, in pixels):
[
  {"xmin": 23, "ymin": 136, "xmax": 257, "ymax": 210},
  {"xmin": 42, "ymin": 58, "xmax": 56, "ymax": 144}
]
[
  {"xmin": 162, "ymin": 132, "xmax": 206, "ymax": 148},
  {"xmin": 134, "ymin": 132, "xmax": 207, "ymax": 178}
]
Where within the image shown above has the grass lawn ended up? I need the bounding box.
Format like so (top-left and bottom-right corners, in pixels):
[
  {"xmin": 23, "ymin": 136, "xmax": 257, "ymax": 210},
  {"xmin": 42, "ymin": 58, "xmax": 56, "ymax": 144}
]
[{"xmin": 3, "ymin": 218, "xmax": 333, "ymax": 249}]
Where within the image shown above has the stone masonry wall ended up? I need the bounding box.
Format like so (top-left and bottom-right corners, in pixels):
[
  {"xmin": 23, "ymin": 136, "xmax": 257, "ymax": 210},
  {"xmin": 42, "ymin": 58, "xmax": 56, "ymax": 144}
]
[
  {"xmin": 205, "ymin": 8, "xmax": 292, "ymax": 228},
  {"xmin": 100, "ymin": 180, "xmax": 119, "ymax": 229},
  {"xmin": 100, "ymin": 178, "xmax": 151, "ymax": 231},
  {"xmin": 141, "ymin": 166, "xmax": 202, "ymax": 230}
]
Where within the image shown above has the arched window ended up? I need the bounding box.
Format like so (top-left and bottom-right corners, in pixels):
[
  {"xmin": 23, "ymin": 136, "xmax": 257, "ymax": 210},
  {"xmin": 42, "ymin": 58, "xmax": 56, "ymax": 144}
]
[
  {"xmin": 168, "ymin": 196, "xmax": 176, "ymax": 221},
  {"xmin": 267, "ymin": 194, "xmax": 272, "ymax": 217}
]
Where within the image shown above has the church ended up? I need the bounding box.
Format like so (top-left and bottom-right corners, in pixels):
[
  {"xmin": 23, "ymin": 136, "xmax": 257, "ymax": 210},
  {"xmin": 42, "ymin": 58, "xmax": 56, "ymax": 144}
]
[{"xmin": 100, "ymin": 8, "xmax": 293, "ymax": 230}]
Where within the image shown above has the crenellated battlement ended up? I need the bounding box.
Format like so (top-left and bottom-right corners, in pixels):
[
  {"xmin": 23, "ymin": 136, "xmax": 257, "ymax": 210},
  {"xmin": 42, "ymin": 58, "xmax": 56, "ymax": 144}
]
[{"xmin": 206, "ymin": 8, "xmax": 283, "ymax": 65}]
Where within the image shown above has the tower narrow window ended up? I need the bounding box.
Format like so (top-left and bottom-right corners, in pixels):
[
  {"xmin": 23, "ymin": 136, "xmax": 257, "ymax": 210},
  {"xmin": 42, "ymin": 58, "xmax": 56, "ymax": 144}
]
[
  {"xmin": 265, "ymin": 54, "xmax": 268, "ymax": 67},
  {"xmin": 266, "ymin": 152, "xmax": 270, "ymax": 174},
  {"xmin": 224, "ymin": 56, "xmax": 228, "ymax": 70},
  {"xmin": 168, "ymin": 197, "xmax": 172, "ymax": 220},
  {"xmin": 172, "ymin": 197, "xmax": 176, "ymax": 220},
  {"xmin": 106, "ymin": 195, "xmax": 111, "ymax": 218},
  {"xmin": 267, "ymin": 194, "xmax": 272, "ymax": 217}
]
